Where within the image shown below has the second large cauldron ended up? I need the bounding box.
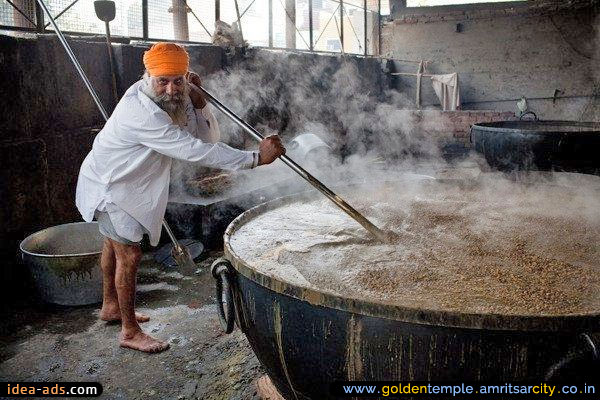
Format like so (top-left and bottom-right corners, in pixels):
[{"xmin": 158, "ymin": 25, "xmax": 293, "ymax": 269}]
[
  {"xmin": 471, "ymin": 120, "xmax": 600, "ymax": 175},
  {"xmin": 214, "ymin": 184, "xmax": 599, "ymax": 400}
]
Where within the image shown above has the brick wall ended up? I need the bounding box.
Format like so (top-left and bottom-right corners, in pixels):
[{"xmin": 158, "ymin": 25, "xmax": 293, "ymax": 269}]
[
  {"xmin": 444, "ymin": 110, "xmax": 517, "ymax": 144},
  {"xmin": 382, "ymin": 5, "xmax": 598, "ymax": 121},
  {"xmin": 395, "ymin": 109, "xmax": 516, "ymax": 148}
]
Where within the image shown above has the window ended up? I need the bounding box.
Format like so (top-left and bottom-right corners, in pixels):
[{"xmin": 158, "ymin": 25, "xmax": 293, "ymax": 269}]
[
  {"xmin": 1, "ymin": 0, "xmax": 383, "ymax": 55},
  {"xmin": 407, "ymin": 0, "xmax": 523, "ymax": 6}
]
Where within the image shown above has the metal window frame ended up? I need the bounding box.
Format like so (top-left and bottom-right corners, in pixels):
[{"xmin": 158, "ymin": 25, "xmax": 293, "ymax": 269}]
[
  {"xmin": 4, "ymin": 0, "xmax": 36, "ymax": 28},
  {"xmin": 339, "ymin": 0, "xmax": 343, "ymax": 51},
  {"xmin": 308, "ymin": 0, "xmax": 313, "ymax": 51},
  {"xmin": 34, "ymin": 0, "xmax": 43, "ymax": 31},
  {"xmin": 0, "ymin": 23, "xmax": 35, "ymax": 31},
  {"xmin": 42, "ymin": 0, "xmax": 79, "ymax": 29},
  {"xmin": 364, "ymin": 0, "xmax": 369, "ymax": 56},
  {"xmin": 1, "ymin": 0, "xmax": 380, "ymax": 56},
  {"xmin": 142, "ymin": 0, "xmax": 148, "ymax": 39}
]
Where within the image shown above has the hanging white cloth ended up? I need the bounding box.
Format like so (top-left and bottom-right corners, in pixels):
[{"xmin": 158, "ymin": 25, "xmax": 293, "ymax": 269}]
[{"xmin": 431, "ymin": 73, "xmax": 461, "ymax": 111}]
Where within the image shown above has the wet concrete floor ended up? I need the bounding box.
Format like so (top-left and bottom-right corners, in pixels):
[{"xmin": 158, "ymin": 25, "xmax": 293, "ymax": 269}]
[{"xmin": 0, "ymin": 251, "xmax": 263, "ymax": 400}]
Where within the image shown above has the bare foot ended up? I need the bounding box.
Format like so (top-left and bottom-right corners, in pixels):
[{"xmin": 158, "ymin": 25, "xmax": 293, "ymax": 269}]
[
  {"xmin": 119, "ymin": 330, "xmax": 170, "ymax": 353},
  {"xmin": 100, "ymin": 306, "xmax": 150, "ymax": 323}
]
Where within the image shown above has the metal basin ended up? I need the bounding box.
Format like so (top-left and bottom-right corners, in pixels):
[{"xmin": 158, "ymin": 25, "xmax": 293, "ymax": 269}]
[
  {"xmin": 470, "ymin": 120, "xmax": 600, "ymax": 174},
  {"xmin": 20, "ymin": 222, "xmax": 104, "ymax": 306},
  {"xmin": 218, "ymin": 184, "xmax": 600, "ymax": 400}
]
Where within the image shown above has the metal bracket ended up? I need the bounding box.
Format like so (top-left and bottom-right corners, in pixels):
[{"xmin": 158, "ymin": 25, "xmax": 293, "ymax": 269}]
[{"xmin": 211, "ymin": 258, "xmax": 235, "ymax": 334}]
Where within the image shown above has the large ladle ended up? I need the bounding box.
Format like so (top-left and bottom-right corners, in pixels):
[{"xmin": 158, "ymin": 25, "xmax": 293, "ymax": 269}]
[
  {"xmin": 35, "ymin": 0, "xmax": 197, "ymax": 270},
  {"xmin": 189, "ymin": 83, "xmax": 391, "ymax": 243}
]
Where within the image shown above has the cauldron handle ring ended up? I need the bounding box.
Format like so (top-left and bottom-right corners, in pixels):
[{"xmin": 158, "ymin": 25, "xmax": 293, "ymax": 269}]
[
  {"xmin": 544, "ymin": 333, "xmax": 599, "ymax": 381},
  {"xmin": 519, "ymin": 111, "xmax": 538, "ymax": 121},
  {"xmin": 211, "ymin": 258, "xmax": 236, "ymax": 334}
]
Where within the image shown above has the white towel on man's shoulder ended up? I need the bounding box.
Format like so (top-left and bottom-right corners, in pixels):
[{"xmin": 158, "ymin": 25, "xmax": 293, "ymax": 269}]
[{"xmin": 431, "ymin": 73, "xmax": 461, "ymax": 111}]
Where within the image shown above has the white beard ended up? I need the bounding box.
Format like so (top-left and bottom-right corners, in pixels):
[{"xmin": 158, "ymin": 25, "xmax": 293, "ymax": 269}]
[{"xmin": 141, "ymin": 80, "xmax": 189, "ymax": 128}]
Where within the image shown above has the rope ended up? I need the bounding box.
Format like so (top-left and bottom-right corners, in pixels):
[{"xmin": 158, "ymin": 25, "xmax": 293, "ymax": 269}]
[
  {"xmin": 235, "ymin": 0, "xmax": 257, "ymax": 24},
  {"xmin": 313, "ymin": 3, "xmax": 340, "ymax": 47},
  {"xmin": 5, "ymin": 0, "xmax": 36, "ymax": 27},
  {"xmin": 44, "ymin": 0, "xmax": 80, "ymax": 28},
  {"xmin": 333, "ymin": 14, "xmax": 343, "ymax": 53},
  {"xmin": 183, "ymin": 0, "xmax": 212, "ymax": 38},
  {"xmin": 342, "ymin": 3, "xmax": 362, "ymax": 52}
]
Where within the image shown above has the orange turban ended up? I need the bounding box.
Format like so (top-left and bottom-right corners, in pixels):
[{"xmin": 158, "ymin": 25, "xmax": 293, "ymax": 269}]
[{"xmin": 143, "ymin": 42, "xmax": 189, "ymax": 77}]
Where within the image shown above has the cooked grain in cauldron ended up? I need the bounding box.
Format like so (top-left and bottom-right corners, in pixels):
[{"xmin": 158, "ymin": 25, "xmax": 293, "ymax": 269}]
[{"xmin": 230, "ymin": 177, "xmax": 600, "ymax": 316}]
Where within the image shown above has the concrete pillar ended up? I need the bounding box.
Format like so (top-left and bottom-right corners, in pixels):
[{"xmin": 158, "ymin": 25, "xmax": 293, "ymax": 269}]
[
  {"xmin": 170, "ymin": 0, "xmax": 189, "ymax": 41},
  {"xmin": 285, "ymin": 0, "xmax": 296, "ymax": 49},
  {"xmin": 12, "ymin": 0, "xmax": 36, "ymax": 28},
  {"xmin": 268, "ymin": 0, "xmax": 273, "ymax": 47},
  {"xmin": 367, "ymin": 8, "xmax": 379, "ymax": 55}
]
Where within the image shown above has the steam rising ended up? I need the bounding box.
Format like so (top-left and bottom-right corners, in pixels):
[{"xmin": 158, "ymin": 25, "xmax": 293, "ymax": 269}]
[
  {"xmin": 202, "ymin": 50, "xmax": 445, "ymax": 161},
  {"xmin": 167, "ymin": 49, "xmax": 599, "ymax": 261},
  {"xmin": 173, "ymin": 49, "xmax": 449, "ymax": 197}
]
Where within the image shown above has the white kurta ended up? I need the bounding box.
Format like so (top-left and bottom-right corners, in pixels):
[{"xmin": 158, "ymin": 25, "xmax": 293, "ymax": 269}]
[{"xmin": 76, "ymin": 80, "xmax": 256, "ymax": 245}]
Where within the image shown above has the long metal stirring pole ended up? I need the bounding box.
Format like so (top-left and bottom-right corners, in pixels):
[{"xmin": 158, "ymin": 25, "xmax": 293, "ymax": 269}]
[
  {"xmin": 191, "ymin": 83, "xmax": 390, "ymax": 242},
  {"xmin": 35, "ymin": 0, "xmax": 191, "ymax": 261}
]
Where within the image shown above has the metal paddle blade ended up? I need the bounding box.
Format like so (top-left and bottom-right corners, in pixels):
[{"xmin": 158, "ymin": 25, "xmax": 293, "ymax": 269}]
[
  {"xmin": 154, "ymin": 239, "xmax": 204, "ymax": 269},
  {"xmin": 94, "ymin": 0, "xmax": 115, "ymax": 22},
  {"xmin": 172, "ymin": 244, "xmax": 196, "ymax": 271}
]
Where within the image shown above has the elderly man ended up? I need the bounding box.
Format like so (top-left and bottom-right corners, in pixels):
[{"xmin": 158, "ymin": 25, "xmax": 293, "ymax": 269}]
[{"xmin": 76, "ymin": 42, "xmax": 285, "ymax": 353}]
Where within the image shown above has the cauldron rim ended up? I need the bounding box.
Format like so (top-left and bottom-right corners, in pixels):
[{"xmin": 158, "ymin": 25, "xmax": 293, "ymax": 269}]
[
  {"xmin": 472, "ymin": 120, "xmax": 600, "ymax": 135},
  {"xmin": 224, "ymin": 182, "xmax": 600, "ymax": 333}
]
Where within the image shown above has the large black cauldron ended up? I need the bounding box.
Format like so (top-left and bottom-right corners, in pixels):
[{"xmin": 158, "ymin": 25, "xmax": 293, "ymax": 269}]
[
  {"xmin": 214, "ymin": 190, "xmax": 599, "ymax": 400},
  {"xmin": 470, "ymin": 121, "xmax": 600, "ymax": 175}
]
